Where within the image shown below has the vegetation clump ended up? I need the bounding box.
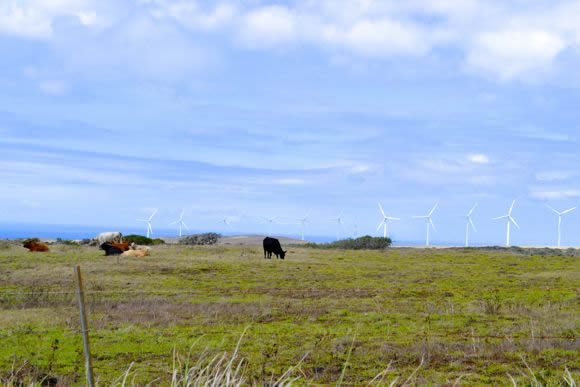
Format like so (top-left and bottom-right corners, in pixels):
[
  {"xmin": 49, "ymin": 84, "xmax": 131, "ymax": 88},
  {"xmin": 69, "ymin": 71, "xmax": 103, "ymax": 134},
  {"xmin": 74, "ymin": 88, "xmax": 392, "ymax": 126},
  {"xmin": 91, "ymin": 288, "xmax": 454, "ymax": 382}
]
[
  {"xmin": 180, "ymin": 233, "xmax": 221, "ymax": 246},
  {"xmin": 305, "ymin": 235, "xmax": 392, "ymax": 250},
  {"xmin": 123, "ymin": 235, "xmax": 165, "ymax": 246},
  {"xmin": 22, "ymin": 238, "xmax": 40, "ymax": 244},
  {"xmin": 55, "ymin": 238, "xmax": 80, "ymax": 246}
]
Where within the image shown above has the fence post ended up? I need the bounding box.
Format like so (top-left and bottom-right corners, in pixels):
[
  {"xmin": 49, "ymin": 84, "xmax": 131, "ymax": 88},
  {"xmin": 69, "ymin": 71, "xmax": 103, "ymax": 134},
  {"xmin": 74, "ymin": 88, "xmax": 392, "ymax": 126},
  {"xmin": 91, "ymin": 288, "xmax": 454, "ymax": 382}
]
[{"xmin": 75, "ymin": 265, "xmax": 95, "ymax": 387}]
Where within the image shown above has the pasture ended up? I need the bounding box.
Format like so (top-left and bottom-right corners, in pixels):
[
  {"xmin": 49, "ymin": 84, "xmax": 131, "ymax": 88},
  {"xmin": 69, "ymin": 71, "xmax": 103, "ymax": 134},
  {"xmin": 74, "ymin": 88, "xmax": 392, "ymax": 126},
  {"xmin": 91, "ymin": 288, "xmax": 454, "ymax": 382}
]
[{"xmin": 0, "ymin": 242, "xmax": 578, "ymax": 385}]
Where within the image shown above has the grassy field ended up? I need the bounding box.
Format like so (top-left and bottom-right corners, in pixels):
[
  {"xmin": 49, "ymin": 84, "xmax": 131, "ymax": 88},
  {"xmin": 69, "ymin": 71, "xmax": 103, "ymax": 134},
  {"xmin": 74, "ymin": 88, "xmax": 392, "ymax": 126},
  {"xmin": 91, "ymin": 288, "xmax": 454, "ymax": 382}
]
[{"xmin": 0, "ymin": 242, "xmax": 578, "ymax": 385}]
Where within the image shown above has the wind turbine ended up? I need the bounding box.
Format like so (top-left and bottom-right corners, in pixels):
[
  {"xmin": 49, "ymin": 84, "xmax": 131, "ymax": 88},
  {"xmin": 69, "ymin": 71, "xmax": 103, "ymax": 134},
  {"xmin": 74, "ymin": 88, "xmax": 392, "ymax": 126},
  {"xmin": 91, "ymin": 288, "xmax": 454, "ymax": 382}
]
[
  {"xmin": 464, "ymin": 203, "xmax": 478, "ymax": 247},
  {"xmin": 169, "ymin": 210, "xmax": 189, "ymax": 237},
  {"xmin": 412, "ymin": 202, "xmax": 438, "ymax": 247},
  {"xmin": 219, "ymin": 216, "xmax": 231, "ymax": 228},
  {"xmin": 296, "ymin": 212, "xmax": 310, "ymax": 241},
  {"xmin": 493, "ymin": 200, "xmax": 519, "ymax": 247},
  {"xmin": 137, "ymin": 209, "xmax": 158, "ymax": 238},
  {"xmin": 546, "ymin": 205, "xmax": 576, "ymax": 247},
  {"xmin": 377, "ymin": 202, "xmax": 400, "ymax": 239},
  {"xmin": 329, "ymin": 212, "xmax": 344, "ymax": 241},
  {"xmin": 261, "ymin": 216, "xmax": 277, "ymax": 236}
]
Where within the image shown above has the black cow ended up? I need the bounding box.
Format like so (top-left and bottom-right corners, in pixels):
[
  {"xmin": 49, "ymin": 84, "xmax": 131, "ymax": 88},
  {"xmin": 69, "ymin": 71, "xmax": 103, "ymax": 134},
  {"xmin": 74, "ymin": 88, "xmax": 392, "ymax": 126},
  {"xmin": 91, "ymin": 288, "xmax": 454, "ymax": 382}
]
[
  {"xmin": 263, "ymin": 237, "xmax": 286, "ymax": 260},
  {"xmin": 100, "ymin": 242, "xmax": 124, "ymax": 256}
]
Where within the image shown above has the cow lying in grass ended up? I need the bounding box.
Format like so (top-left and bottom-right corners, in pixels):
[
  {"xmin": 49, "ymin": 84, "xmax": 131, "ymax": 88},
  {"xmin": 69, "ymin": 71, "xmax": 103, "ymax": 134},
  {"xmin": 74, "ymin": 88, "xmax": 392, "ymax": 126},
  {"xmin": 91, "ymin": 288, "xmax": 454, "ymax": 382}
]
[
  {"xmin": 101, "ymin": 242, "xmax": 150, "ymax": 257},
  {"xmin": 121, "ymin": 249, "xmax": 150, "ymax": 257},
  {"xmin": 100, "ymin": 242, "xmax": 130, "ymax": 256},
  {"xmin": 23, "ymin": 240, "xmax": 49, "ymax": 252}
]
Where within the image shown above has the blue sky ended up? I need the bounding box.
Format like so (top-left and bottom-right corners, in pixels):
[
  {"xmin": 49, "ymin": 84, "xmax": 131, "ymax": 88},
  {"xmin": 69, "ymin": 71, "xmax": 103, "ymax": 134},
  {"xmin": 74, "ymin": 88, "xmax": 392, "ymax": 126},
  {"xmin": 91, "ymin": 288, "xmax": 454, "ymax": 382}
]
[{"xmin": 2, "ymin": 0, "xmax": 580, "ymax": 245}]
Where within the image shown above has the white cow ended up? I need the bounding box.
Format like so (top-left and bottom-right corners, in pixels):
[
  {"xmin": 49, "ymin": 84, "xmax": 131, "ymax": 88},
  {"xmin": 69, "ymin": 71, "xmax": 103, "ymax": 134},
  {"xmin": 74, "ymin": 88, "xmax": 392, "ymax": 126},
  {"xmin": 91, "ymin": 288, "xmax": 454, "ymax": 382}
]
[{"xmin": 95, "ymin": 232, "xmax": 123, "ymax": 247}]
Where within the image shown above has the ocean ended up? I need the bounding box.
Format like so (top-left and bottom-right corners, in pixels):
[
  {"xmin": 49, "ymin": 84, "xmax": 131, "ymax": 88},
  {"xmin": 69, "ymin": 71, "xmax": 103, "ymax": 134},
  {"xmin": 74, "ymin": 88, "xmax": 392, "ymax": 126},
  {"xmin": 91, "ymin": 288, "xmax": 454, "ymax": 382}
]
[{"xmin": 0, "ymin": 223, "xmax": 468, "ymax": 246}]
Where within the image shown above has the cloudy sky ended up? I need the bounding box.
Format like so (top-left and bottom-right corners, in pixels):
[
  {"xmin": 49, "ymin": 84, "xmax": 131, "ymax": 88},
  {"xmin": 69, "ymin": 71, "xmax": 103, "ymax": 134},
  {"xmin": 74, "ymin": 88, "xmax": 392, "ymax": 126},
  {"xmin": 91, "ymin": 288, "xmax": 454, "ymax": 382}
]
[{"xmin": 2, "ymin": 0, "xmax": 580, "ymax": 245}]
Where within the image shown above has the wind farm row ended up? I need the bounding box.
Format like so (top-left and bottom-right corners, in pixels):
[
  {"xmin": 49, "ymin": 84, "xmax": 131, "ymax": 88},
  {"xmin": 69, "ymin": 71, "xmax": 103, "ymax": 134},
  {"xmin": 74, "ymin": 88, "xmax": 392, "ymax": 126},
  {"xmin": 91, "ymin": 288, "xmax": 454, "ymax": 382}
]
[{"xmin": 138, "ymin": 200, "xmax": 577, "ymax": 248}]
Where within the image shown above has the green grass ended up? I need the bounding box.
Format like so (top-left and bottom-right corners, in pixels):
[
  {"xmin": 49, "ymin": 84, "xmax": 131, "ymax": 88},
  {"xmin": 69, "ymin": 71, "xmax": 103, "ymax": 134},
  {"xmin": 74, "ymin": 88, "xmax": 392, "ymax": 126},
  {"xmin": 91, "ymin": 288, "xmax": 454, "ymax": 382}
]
[{"xmin": 0, "ymin": 244, "xmax": 578, "ymax": 385}]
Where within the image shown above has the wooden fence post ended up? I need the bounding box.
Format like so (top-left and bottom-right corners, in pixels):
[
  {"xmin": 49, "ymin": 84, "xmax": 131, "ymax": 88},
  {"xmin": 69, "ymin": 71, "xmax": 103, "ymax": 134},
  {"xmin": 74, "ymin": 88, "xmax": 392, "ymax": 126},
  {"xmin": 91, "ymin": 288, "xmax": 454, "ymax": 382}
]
[{"xmin": 75, "ymin": 265, "xmax": 95, "ymax": 387}]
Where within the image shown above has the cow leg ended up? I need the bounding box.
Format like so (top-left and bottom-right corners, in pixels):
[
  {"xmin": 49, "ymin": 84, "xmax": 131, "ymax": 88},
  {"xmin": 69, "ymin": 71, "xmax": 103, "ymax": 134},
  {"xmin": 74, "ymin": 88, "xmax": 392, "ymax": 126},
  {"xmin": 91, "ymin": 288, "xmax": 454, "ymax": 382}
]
[{"xmin": 264, "ymin": 248, "xmax": 267, "ymax": 259}]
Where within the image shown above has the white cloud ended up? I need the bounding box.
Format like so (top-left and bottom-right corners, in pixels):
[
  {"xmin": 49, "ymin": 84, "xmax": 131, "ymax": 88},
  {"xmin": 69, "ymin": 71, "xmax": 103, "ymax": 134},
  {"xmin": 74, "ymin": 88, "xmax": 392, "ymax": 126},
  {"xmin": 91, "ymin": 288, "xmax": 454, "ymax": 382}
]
[
  {"xmin": 19, "ymin": 199, "xmax": 41, "ymax": 208},
  {"xmin": 240, "ymin": 5, "xmax": 297, "ymax": 46},
  {"xmin": 467, "ymin": 29, "xmax": 567, "ymax": 80},
  {"xmin": 39, "ymin": 80, "xmax": 68, "ymax": 95},
  {"xmin": 0, "ymin": 0, "xmax": 104, "ymax": 38},
  {"xmin": 274, "ymin": 178, "xmax": 306, "ymax": 185},
  {"xmin": 341, "ymin": 19, "xmax": 429, "ymax": 57},
  {"xmin": 530, "ymin": 189, "xmax": 580, "ymax": 200},
  {"xmin": 2, "ymin": 0, "xmax": 580, "ymax": 82},
  {"xmin": 149, "ymin": 1, "xmax": 236, "ymax": 31},
  {"xmin": 536, "ymin": 170, "xmax": 575, "ymax": 182},
  {"xmin": 511, "ymin": 126, "xmax": 570, "ymax": 142},
  {"xmin": 76, "ymin": 10, "xmax": 97, "ymax": 25},
  {"xmin": 468, "ymin": 154, "xmax": 489, "ymax": 164}
]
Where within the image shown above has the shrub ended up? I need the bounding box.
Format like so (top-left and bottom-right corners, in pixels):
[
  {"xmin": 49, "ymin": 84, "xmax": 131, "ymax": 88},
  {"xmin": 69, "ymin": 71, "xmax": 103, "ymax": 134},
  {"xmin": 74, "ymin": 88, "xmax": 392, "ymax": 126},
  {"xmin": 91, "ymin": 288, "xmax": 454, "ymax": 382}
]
[
  {"xmin": 180, "ymin": 233, "xmax": 221, "ymax": 246},
  {"xmin": 305, "ymin": 235, "xmax": 391, "ymax": 250},
  {"xmin": 124, "ymin": 235, "xmax": 155, "ymax": 245},
  {"xmin": 152, "ymin": 238, "xmax": 165, "ymax": 245},
  {"xmin": 22, "ymin": 238, "xmax": 40, "ymax": 246},
  {"xmin": 55, "ymin": 238, "xmax": 80, "ymax": 246},
  {"xmin": 119, "ymin": 235, "xmax": 165, "ymax": 246}
]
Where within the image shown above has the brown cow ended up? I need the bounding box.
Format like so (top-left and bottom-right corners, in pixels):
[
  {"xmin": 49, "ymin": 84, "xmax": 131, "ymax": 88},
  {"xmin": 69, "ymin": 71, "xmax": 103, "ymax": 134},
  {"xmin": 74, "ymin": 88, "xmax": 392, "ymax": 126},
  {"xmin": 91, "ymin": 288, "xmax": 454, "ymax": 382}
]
[
  {"xmin": 108, "ymin": 242, "xmax": 130, "ymax": 252},
  {"xmin": 23, "ymin": 240, "xmax": 49, "ymax": 252}
]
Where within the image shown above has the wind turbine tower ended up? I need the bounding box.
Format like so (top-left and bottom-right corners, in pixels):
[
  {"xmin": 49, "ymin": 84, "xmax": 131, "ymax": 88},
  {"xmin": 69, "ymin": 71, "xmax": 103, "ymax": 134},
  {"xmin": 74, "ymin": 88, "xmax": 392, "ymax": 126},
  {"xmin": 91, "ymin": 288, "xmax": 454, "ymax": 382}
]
[
  {"xmin": 296, "ymin": 212, "xmax": 310, "ymax": 241},
  {"xmin": 412, "ymin": 202, "xmax": 438, "ymax": 247},
  {"xmin": 547, "ymin": 205, "xmax": 576, "ymax": 247},
  {"xmin": 329, "ymin": 212, "xmax": 344, "ymax": 241},
  {"xmin": 464, "ymin": 203, "xmax": 478, "ymax": 247},
  {"xmin": 169, "ymin": 210, "xmax": 189, "ymax": 237},
  {"xmin": 493, "ymin": 200, "xmax": 519, "ymax": 247},
  {"xmin": 377, "ymin": 202, "xmax": 400, "ymax": 239},
  {"xmin": 137, "ymin": 209, "xmax": 158, "ymax": 238}
]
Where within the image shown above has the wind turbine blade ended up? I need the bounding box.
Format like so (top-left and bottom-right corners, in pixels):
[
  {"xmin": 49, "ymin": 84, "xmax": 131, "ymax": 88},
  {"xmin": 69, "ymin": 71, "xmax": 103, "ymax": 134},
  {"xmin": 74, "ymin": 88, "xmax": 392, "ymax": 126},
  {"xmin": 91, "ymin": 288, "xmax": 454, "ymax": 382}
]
[
  {"xmin": 429, "ymin": 202, "xmax": 439, "ymax": 216},
  {"xmin": 468, "ymin": 203, "xmax": 478, "ymax": 216},
  {"xmin": 378, "ymin": 202, "xmax": 386, "ymax": 218},
  {"xmin": 546, "ymin": 204, "xmax": 560, "ymax": 215},
  {"xmin": 182, "ymin": 222, "xmax": 189, "ymax": 230},
  {"xmin": 508, "ymin": 200, "xmax": 516, "ymax": 215},
  {"xmin": 561, "ymin": 206, "xmax": 577, "ymax": 215},
  {"xmin": 469, "ymin": 218, "xmax": 477, "ymax": 232},
  {"xmin": 429, "ymin": 218, "xmax": 436, "ymax": 231},
  {"xmin": 493, "ymin": 215, "xmax": 508, "ymax": 220},
  {"xmin": 377, "ymin": 220, "xmax": 385, "ymax": 232},
  {"xmin": 509, "ymin": 216, "xmax": 520, "ymax": 229},
  {"xmin": 387, "ymin": 217, "xmax": 400, "ymax": 221},
  {"xmin": 412, "ymin": 216, "xmax": 428, "ymax": 219},
  {"xmin": 168, "ymin": 221, "xmax": 177, "ymax": 225},
  {"xmin": 149, "ymin": 208, "xmax": 158, "ymax": 220}
]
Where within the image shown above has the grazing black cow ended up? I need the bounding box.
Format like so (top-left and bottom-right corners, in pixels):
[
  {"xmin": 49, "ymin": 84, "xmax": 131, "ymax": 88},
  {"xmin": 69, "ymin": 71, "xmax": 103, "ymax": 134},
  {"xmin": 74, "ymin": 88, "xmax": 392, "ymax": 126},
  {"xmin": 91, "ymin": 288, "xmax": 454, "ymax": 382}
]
[
  {"xmin": 263, "ymin": 237, "xmax": 286, "ymax": 260},
  {"xmin": 100, "ymin": 242, "xmax": 124, "ymax": 256}
]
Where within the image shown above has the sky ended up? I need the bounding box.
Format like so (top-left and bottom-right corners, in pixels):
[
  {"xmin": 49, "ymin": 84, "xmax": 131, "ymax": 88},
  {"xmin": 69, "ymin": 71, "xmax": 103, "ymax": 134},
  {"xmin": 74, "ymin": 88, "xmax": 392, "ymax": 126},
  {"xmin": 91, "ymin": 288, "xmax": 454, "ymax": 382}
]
[{"xmin": 2, "ymin": 0, "xmax": 580, "ymax": 245}]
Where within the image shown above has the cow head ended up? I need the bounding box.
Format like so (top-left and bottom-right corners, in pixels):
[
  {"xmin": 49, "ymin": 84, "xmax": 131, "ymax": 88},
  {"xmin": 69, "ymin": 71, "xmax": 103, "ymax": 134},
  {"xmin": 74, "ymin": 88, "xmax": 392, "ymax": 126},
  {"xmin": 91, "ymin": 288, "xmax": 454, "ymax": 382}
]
[{"xmin": 280, "ymin": 250, "xmax": 287, "ymax": 259}]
